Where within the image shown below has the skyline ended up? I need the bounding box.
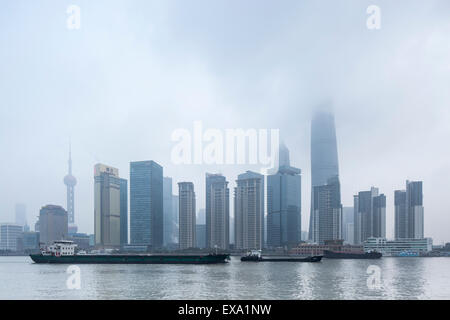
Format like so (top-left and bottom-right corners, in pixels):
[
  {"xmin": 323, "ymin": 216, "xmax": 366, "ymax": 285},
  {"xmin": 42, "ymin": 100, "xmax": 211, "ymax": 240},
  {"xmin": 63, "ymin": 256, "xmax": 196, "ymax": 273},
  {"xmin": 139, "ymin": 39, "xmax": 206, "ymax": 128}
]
[{"xmin": 1, "ymin": 1, "xmax": 450, "ymax": 244}]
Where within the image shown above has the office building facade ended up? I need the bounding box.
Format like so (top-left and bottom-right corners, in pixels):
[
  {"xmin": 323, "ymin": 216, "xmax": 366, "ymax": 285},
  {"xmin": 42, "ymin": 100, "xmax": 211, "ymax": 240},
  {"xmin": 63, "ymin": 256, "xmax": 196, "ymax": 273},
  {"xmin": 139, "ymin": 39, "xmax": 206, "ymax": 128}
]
[
  {"xmin": 205, "ymin": 173, "xmax": 230, "ymax": 250},
  {"xmin": 234, "ymin": 171, "xmax": 264, "ymax": 250},
  {"xmin": 267, "ymin": 164, "xmax": 301, "ymax": 248},
  {"xmin": 39, "ymin": 205, "xmax": 68, "ymax": 245},
  {"xmin": 394, "ymin": 180, "xmax": 424, "ymax": 239},
  {"xmin": 178, "ymin": 182, "xmax": 196, "ymax": 249},
  {"xmin": 94, "ymin": 164, "xmax": 122, "ymax": 248},
  {"xmin": 354, "ymin": 187, "xmax": 386, "ymax": 244},
  {"xmin": 311, "ymin": 176, "xmax": 342, "ymax": 244},
  {"xmin": 130, "ymin": 161, "xmax": 163, "ymax": 247}
]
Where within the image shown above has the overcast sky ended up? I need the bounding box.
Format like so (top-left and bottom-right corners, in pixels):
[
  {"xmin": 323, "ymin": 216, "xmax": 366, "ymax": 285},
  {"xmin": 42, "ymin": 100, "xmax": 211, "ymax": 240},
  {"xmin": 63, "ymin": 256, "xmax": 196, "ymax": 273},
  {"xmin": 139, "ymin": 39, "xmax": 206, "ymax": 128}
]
[{"xmin": 1, "ymin": 0, "xmax": 449, "ymax": 244}]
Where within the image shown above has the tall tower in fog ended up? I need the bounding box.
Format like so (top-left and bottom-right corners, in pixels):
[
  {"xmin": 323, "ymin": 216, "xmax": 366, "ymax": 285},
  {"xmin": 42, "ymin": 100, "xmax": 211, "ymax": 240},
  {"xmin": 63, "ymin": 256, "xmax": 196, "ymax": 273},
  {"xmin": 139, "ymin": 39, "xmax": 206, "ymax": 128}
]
[
  {"xmin": 63, "ymin": 144, "xmax": 77, "ymax": 234},
  {"xmin": 309, "ymin": 110, "xmax": 340, "ymax": 241}
]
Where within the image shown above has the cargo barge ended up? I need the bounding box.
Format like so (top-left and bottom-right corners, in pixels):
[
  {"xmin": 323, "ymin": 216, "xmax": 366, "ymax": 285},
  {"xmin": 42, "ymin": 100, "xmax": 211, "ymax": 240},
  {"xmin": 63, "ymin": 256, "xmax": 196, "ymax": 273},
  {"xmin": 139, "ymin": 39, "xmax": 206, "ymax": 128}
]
[
  {"xmin": 30, "ymin": 240, "xmax": 230, "ymax": 264},
  {"xmin": 240, "ymin": 250, "xmax": 322, "ymax": 263},
  {"xmin": 323, "ymin": 250, "xmax": 382, "ymax": 259}
]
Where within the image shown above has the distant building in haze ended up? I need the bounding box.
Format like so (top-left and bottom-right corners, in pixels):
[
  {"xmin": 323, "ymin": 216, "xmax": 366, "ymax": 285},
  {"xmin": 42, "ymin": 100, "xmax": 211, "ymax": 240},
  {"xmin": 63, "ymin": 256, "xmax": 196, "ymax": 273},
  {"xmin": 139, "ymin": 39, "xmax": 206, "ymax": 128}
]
[
  {"xmin": 22, "ymin": 231, "xmax": 39, "ymax": 251},
  {"xmin": 354, "ymin": 187, "xmax": 386, "ymax": 244},
  {"xmin": 395, "ymin": 180, "xmax": 424, "ymax": 239},
  {"xmin": 267, "ymin": 143, "xmax": 301, "ymax": 248},
  {"xmin": 0, "ymin": 223, "xmax": 23, "ymax": 251},
  {"xmin": 119, "ymin": 178, "xmax": 128, "ymax": 245},
  {"xmin": 94, "ymin": 164, "xmax": 124, "ymax": 248},
  {"xmin": 342, "ymin": 206, "xmax": 354, "ymax": 244},
  {"xmin": 196, "ymin": 224, "xmax": 206, "ymax": 249},
  {"xmin": 234, "ymin": 171, "xmax": 264, "ymax": 250},
  {"xmin": 130, "ymin": 161, "xmax": 163, "ymax": 248},
  {"xmin": 309, "ymin": 110, "xmax": 340, "ymax": 240},
  {"xmin": 39, "ymin": 205, "xmax": 68, "ymax": 245},
  {"xmin": 178, "ymin": 182, "xmax": 196, "ymax": 249},
  {"xmin": 172, "ymin": 195, "xmax": 179, "ymax": 245},
  {"xmin": 63, "ymin": 145, "xmax": 78, "ymax": 235},
  {"xmin": 163, "ymin": 177, "xmax": 178, "ymax": 246},
  {"xmin": 15, "ymin": 203, "xmax": 27, "ymax": 228},
  {"xmin": 205, "ymin": 173, "xmax": 229, "ymax": 250}
]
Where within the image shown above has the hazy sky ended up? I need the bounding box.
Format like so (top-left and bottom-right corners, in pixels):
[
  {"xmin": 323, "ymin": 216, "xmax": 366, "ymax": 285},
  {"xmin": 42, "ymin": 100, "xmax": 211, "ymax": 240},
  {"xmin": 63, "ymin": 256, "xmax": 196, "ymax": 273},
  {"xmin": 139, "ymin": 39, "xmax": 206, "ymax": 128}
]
[{"xmin": 1, "ymin": 0, "xmax": 449, "ymax": 244}]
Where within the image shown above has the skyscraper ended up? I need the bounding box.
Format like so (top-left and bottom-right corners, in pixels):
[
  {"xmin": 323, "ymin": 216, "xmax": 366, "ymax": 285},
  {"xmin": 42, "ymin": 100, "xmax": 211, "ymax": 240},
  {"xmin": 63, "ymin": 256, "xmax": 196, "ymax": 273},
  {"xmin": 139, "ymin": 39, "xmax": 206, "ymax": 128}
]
[
  {"xmin": 178, "ymin": 182, "xmax": 196, "ymax": 249},
  {"xmin": 267, "ymin": 144, "xmax": 301, "ymax": 248},
  {"xmin": 311, "ymin": 176, "xmax": 342, "ymax": 244},
  {"xmin": 234, "ymin": 171, "xmax": 264, "ymax": 250},
  {"xmin": 172, "ymin": 195, "xmax": 179, "ymax": 244},
  {"xmin": 130, "ymin": 161, "xmax": 163, "ymax": 248},
  {"xmin": 342, "ymin": 206, "xmax": 354, "ymax": 244},
  {"xmin": 163, "ymin": 177, "xmax": 177, "ymax": 246},
  {"xmin": 94, "ymin": 164, "xmax": 122, "ymax": 248},
  {"xmin": 205, "ymin": 173, "xmax": 229, "ymax": 250},
  {"xmin": 309, "ymin": 110, "xmax": 340, "ymax": 240},
  {"xmin": 119, "ymin": 178, "xmax": 128, "ymax": 245},
  {"xmin": 394, "ymin": 190, "xmax": 407, "ymax": 239},
  {"xmin": 353, "ymin": 187, "xmax": 386, "ymax": 244},
  {"xmin": 63, "ymin": 145, "xmax": 77, "ymax": 234},
  {"xmin": 395, "ymin": 180, "xmax": 424, "ymax": 239},
  {"xmin": 39, "ymin": 205, "xmax": 68, "ymax": 245}
]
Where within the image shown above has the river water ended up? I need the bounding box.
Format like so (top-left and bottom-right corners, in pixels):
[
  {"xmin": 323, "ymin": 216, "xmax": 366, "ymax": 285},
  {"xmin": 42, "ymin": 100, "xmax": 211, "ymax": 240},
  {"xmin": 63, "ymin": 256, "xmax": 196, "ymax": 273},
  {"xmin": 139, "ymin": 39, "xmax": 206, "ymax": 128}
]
[{"xmin": 0, "ymin": 256, "xmax": 449, "ymax": 299}]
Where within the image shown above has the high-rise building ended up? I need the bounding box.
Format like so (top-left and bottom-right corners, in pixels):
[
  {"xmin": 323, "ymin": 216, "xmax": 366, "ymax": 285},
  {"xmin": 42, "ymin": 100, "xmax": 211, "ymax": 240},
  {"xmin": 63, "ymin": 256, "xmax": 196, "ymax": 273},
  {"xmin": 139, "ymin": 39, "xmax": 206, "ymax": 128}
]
[
  {"xmin": 196, "ymin": 224, "xmax": 206, "ymax": 249},
  {"xmin": 342, "ymin": 206, "xmax": 354, "ymax": 244},
  {"xmin": 395, "ymin": 180, "xmax": 424, "ymax": 239},
  {"xmin": 119, "ymin": 178, "xmax": 128, "ymax": 245},
  {"xmin": 94, "ymin": 164, "xmax": 122, "ymax": 248},
  {"xmin": 373, "ymin": 193, "xmax": 386, "ymax": 239},
  {"xmin": 267, "ymin": 145, "xmax": 301, "ymax": 248},
  {"xmin": 172, "ymin": 195, "xmax": 179, "ymax": 244},
  {"xmin": 130, "ymin": 161, "xmax": 163, "ymax": 248},
  {"xmin": 39, "ymin": 205, "xmax": 68, "ymax": 245},
  {"xmin": 311, "ymin": 176, "xmax": 342, "ymax": 244},
  {"xmin": 205, "ymin": 173, "xmax": 229, "ymax": 250},
  {"xmin": 309, "ymin": 110, "xmax": 340, "ymax": 240},
  {"xmin": 163, "ymin": 177, "xmax": 178, "ymax": 246},
  {"xmin": 0, "ymin": 224, "xmax": 23, "ymax": 251},
  {"xmin": 353, "ymin": 187, "xmax": 386, "ymax": 244},
  {"xmin": 63, "ymin": 145, "xmax": 77, "ymax": 234},
  {"xmin": 394, "ymin": 190, "xmax": 407, "ymax": 239},
  {"xmin": 15, "ymin": 203, "xmax": 27, "ymax": 228},
  {"xmin": 234, "ymin": 171, "xmax": 264, "ymax": 250},
  {"xmin": 178, "ymin": 182, "xmax": 196, "ymax": 249}
]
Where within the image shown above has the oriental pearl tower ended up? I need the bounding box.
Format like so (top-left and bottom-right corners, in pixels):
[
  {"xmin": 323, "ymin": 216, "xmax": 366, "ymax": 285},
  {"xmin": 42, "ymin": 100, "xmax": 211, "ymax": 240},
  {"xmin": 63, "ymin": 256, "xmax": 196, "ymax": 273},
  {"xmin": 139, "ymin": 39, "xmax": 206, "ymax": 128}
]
[{"xmin": 64, "ymin": 144, "xmax": 78, "ymax": 234}]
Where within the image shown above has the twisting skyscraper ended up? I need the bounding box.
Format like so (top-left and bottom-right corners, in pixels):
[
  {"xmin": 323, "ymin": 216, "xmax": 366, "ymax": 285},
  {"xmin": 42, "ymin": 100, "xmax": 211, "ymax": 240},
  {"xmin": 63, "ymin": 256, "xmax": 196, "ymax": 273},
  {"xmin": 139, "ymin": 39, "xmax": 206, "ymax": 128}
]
[
  {"xmin": 64, "ymin": 144, "xmax": 77, "ymax": 234},
  {"xmin": 309, "ymin": 110, "xmax": 340, "ymax": 242}
]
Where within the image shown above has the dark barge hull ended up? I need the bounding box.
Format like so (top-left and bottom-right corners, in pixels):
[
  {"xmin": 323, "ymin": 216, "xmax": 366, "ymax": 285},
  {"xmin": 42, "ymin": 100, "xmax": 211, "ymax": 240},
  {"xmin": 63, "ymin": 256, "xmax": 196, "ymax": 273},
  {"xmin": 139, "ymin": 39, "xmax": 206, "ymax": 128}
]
[
  {"xmin": 323, "ymin": 250, "xmax": 382, "ymax": 259},
  {"xmin": 30, "ymin": 253, "xmax": 230, "ymax": 264},
  {"xmin": 241, "ymin": 255, "xmax": 322, "ymax": 262}
]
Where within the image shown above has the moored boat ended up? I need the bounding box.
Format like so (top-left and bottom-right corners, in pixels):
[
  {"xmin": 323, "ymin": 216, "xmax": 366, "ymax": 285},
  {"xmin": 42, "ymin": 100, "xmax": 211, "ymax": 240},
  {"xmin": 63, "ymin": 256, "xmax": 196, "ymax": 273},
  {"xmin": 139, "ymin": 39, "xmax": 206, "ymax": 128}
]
[
  {"xmin": 323, "ymin": 250, "xmax": 382, "ymax": 259},
  {"xmin": 240, "ymin": 250, "xmax": 322, "ymax": 262}
]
